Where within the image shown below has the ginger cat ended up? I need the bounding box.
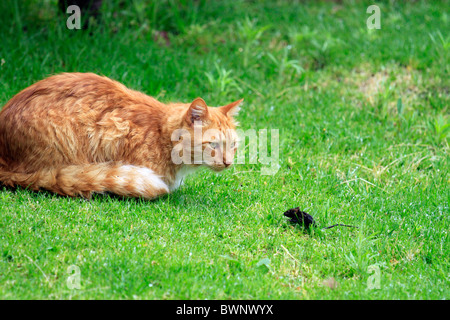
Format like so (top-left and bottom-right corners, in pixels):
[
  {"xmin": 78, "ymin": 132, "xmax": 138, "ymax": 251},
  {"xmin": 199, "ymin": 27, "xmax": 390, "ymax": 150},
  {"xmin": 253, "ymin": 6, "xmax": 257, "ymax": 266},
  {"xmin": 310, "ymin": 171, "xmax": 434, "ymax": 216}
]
[{"xmin": 0, "ymin": 73, "xmax": 243, "ymax": 199}]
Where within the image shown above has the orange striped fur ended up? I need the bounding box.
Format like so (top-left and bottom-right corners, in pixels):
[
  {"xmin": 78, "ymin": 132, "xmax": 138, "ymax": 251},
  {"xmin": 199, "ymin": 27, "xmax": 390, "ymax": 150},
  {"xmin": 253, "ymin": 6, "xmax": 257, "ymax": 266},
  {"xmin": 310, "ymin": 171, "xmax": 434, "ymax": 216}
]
[{"xmin": 0, "ymin": 73, "xmax": 242, "ymax": 199}]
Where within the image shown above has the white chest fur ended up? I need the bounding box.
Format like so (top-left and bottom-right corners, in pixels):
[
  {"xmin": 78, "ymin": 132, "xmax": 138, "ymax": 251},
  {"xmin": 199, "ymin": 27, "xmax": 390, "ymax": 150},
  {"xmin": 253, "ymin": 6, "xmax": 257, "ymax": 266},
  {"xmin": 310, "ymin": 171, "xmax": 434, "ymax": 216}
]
[{"xmin": 171, "ymin": 165, "xmax": 199, "ymax": 191}]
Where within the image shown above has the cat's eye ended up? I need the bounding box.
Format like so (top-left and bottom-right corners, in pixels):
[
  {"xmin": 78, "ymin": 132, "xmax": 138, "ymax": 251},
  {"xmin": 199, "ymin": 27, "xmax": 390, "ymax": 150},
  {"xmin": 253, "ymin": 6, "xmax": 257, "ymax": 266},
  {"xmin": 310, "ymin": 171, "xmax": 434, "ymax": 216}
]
[
  {"xmin": 209, "ymin": 142, "xmax": 219, "ymax": 149},
  {"xmin": 230, "ymin": 141, "xmax": 237, "ymax": 148}
]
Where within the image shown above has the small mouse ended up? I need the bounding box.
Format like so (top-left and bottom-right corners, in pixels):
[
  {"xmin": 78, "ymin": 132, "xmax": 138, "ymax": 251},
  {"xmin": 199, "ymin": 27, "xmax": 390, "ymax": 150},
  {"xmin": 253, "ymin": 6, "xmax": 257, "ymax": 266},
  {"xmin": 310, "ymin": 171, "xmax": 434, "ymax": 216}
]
[
  {"xmin": 283, "ymin": 207, "xmax": 358, "ymax": 230},
  {"xmin": 283, "ymin": 207, "xmax": 316, "ymax": 229}
]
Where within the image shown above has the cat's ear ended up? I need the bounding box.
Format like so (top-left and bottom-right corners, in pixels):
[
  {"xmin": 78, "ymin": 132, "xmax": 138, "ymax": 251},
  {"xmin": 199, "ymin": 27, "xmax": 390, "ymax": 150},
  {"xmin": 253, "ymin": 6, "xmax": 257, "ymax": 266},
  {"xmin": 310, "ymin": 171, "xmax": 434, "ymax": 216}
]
[
  {"xmin": 186, "ymin": 97, "xmax": 209, "ymax": 125},
  {"xmin": 221, "ymin": 98, "xmax": 244, "ymax": 117}
]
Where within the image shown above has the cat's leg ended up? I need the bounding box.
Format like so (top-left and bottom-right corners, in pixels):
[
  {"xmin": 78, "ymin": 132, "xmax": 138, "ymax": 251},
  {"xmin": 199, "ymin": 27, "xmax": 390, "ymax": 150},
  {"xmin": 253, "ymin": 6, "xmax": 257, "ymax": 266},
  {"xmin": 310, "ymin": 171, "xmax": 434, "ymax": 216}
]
[{"xmin": 0, "ymin": 162, "xmax": 169, "ymax": 199}]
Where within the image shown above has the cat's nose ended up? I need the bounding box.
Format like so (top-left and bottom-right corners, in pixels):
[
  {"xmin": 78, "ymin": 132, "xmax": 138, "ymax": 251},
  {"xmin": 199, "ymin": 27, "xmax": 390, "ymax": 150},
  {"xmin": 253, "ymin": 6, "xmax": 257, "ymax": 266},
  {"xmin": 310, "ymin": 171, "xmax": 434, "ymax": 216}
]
[{"xmin": 224, "ymin": 160, "xmax": 232, "ymax": 167}]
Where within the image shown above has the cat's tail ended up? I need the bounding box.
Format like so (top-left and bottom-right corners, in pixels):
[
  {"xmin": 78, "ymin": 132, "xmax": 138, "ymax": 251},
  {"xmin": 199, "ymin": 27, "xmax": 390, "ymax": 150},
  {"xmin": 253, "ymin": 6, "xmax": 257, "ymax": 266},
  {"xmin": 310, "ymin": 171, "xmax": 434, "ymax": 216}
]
[{"xmin": 0, "ymin": 162, "xmax": 169, "ymax": 199}]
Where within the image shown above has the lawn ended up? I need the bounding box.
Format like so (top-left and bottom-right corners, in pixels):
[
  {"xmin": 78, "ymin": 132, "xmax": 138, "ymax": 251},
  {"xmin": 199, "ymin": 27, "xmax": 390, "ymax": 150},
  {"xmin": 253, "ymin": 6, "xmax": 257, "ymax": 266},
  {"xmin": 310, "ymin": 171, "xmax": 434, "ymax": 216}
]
[{"xmin": 0, "ymin": 0, "xmax": 448, "ymax": 299}]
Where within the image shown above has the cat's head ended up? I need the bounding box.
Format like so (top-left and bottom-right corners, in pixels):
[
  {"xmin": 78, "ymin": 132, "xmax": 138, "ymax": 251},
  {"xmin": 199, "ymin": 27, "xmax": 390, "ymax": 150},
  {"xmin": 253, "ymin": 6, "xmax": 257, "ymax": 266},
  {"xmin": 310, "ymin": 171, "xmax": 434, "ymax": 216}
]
[{"xmin": 176, "ymin": 97, "xmax": 243, "ymax": 171}]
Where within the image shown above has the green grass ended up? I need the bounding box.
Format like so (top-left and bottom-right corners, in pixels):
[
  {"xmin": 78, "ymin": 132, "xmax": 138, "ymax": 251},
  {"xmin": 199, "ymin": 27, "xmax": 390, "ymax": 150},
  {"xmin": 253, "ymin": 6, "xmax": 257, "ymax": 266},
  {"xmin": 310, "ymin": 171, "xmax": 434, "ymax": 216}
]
[{"xmin": 0, "ymin": 0, "xmax": 449, "ymax": 299}]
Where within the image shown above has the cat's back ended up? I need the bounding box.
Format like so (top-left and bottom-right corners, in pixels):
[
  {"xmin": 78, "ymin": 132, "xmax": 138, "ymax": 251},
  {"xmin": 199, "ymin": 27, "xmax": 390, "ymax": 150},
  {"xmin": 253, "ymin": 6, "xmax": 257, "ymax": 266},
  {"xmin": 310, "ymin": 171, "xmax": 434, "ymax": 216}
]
[
  {"xmin": 0, "ymin": 72, "xmax": 139, "ymax": 118},
  {"xmin": 0, "ymin": 73, "xmax": 165, "ymax": 170}
]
